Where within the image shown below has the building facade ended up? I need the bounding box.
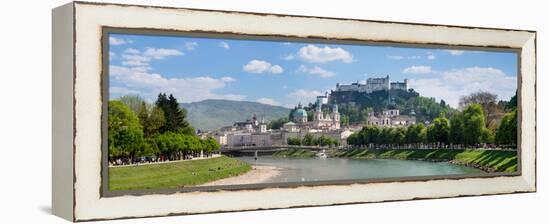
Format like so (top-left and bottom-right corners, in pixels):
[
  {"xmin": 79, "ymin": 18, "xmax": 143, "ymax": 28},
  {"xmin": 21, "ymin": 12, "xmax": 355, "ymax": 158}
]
[
  {"xmin": 335, "ymin": 75, "xmax": 409, "ymax": 93},
  {"xmin": 366, "ymin": 109, "xmax": 416, "ymax": 127}
]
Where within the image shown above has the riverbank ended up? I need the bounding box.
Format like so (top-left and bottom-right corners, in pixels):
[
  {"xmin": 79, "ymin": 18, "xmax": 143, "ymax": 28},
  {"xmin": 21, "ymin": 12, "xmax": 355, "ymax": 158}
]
[
  {"xmin": 271, "ymin": 148, "xmax": 517, "ymax": 172},
  {"xmin": 332, "ymin": 149, "xmax": 517, "ymax": 172},
  {"xmin": 109, "ymin": 155, "xmax": 251, "ymax": 190},
  {"xmin": 200, "ymin": 165, "xmax": 282, "ymax": 186}
]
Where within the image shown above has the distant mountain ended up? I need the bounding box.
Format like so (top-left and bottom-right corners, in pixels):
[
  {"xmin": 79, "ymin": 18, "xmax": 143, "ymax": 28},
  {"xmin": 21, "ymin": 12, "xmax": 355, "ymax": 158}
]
[{"xmin": 180, "ymin": 99, "xmax": 290, "ymax": 131}]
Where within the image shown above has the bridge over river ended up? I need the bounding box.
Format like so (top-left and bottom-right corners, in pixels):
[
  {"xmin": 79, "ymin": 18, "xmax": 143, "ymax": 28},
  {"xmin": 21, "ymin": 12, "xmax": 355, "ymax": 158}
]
[{"xmin": 220, "ymin": 145, "xmax": 331, "ymax": 153}]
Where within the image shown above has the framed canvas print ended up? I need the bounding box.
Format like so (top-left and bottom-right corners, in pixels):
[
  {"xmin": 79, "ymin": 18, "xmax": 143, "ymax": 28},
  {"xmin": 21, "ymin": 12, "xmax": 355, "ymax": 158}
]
[{"xmin": 52, "ymin": 1, "xmax": 537, "ymax": 222}]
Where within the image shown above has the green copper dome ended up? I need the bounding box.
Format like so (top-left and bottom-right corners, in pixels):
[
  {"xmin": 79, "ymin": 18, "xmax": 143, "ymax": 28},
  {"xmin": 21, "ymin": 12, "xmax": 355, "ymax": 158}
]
[{"xmin": 293, "ymin": 108, "xmax": 308, "ymax": 118}]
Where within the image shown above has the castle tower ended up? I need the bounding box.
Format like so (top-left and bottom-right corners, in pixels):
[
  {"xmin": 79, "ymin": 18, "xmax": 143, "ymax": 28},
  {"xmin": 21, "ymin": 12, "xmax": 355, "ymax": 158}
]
[
  {"xmin": 314, "ymin": 98, "xmax": 323, "ymax": 121},
  {"xmin": 332, "ymin": 104, "xmax": 341, "ymax": 129}
]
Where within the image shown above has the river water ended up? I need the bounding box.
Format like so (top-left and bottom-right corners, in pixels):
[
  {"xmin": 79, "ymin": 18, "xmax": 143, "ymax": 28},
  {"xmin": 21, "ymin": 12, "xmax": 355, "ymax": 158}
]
[{"xmin": 236, "ymin": 156, "xmax": 482, "ymax": 184}]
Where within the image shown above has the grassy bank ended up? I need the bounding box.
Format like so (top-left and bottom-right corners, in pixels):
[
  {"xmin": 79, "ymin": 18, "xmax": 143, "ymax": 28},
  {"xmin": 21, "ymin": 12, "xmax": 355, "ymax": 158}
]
[
  {"xmin": 332, "ymin": 149, "xmax": 517, "ymax": 172},
  {"xmin": 272, "ymin": 149, "xmax": 317, "ymax": 158},
  {"xmin": 109, "ymin": 156, "xmax": 251, "ymax": 190}
]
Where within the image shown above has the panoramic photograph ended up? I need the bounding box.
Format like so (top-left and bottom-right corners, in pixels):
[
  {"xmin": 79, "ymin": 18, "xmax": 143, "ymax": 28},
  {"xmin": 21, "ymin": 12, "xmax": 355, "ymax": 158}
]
[{"xmin": 106, "ymin": 33, "xmax": 519, "ymax": 191}]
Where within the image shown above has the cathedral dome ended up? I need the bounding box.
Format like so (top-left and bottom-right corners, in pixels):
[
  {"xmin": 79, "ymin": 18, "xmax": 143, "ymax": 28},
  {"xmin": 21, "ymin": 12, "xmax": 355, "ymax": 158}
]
[{"xmin": 293, "ymin": 108, "xmax": 308, "ymax": 118}]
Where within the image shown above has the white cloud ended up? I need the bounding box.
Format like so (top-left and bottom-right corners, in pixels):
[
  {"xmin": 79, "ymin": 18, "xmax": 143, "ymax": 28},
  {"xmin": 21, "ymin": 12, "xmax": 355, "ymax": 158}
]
[
  {"xmin": 121, "ymin": 54, "xmax": 150, "ymax": 66},
  {"xmin": 403, "ymin": 65, "xmax": 433, "ymax": 74},
  {"xmin": 109, "ymin": 37, "xmax": 131, "ymax": 46},
  {"xmin": 282, "ymin": 42, "xmax": 292, "ymax": 46},
  {"xmin": 184, "ymin": 42, "xmax": 198, "ymax": 50},
  {"xmin": 387, "ymin": 55, "xmax": 404, "ymax": 60},
  {"xmin": 297, "ymin": 44, "xmax": 353, "ymax": 63},
  {"xmin": 282, "ymin": 54, "xmax": 295, "ymax": 61},
  {"xmin": 408, "ymin": 67, "xmax": 517, "ymax": 108},
  {"xmin": 256, "ymin": 98, "xmax": 281, "ymax": 106},
  {"xmin": 124, "ymin": 48, "xmax": 140, "ymax": 54},
  {"xmin": 220, "ymin": 77, "xmax": 236, "ymax": 82},
  {"xmin": 427, "ymin": 54, "xmax": 436, "ymax": 60},
  {"xmin": 109, "ymin": 52, "xmax": 115, "ymax": 61},
  {"xmin": 445, "ymin": 50, "xmax": 465, "ymax": 55},
  {"xmin": 143, "ymin": 48, "xmax": 183, "ymax": 59},
  {"xmin": 119, "ymin": 47, "xmax": 182, "ymax": 67},
  {"xmin": 243, "ymin": 60, "xmax": 284, "ymax": 74},
  {"xmin": 287, "ymin": 89, "xmax": 324, "ymax": 105},
  {"xmin": 219, "ymin": 41, "xmax": 230, "ymax": 49},
  {"xmin": 109, "ymin": 65, "xmax": 245, "ymax": 102},
  {"xmin": 298, "ymin": 65, "xmax": 335, "ymax": 78},
  {"xmin": 270, "ymin": 65, "xmax": 284, "ymax": 74}
]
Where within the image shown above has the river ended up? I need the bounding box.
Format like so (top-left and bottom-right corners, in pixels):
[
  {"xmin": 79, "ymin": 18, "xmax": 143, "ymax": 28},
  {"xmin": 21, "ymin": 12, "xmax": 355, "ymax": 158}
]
[{"xmin": 235, "ymin": 156, "xmax": 482, "ymax": 184}]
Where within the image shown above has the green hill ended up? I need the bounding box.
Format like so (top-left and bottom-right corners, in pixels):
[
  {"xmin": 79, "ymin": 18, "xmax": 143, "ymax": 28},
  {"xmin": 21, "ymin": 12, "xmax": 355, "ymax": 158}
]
[
  {"xmin": 290, "ymin": 89, "xmax": 456, "ymax": 125},
  {"xmin": 180, "ymin": 99, "xmax": 290, "ymax": 131}
]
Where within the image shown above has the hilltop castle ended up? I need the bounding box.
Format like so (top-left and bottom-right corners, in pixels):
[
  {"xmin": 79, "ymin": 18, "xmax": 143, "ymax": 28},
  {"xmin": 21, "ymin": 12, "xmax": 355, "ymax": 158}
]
[{"xmin": 335, "ymin": 75, "xmax": 408, "ymax": 93}]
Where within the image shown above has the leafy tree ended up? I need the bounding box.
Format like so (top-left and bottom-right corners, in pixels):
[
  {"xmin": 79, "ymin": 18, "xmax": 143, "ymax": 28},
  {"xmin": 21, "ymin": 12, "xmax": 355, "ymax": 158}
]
[
  {"xmin": 108, "ymin": 100, "xmax": 144, "ymax": 162},
  {"xmin": 137, "ymin": 102, "xmax": 166, "ymax": 137},
  {"xmin": 202, "ymin": 137, "xmax": 220, "ymax": 154},
  {"xmin": 462, "ymin": 104, "xmax": 486, "ymax": 145},
  {"xmin": 380, "ymin": 127, "xmax": 394, "ymax": 145},
  {"xmin": 393, "ymin": 127, "xmax": 406, "ymax": 145},
  {"xmin": 302, "ymin": 133, "xmax": 315, "ymax": 146},
  {"xmin": 495, "ymin": 109, "xmax": 517, "ymax": 145},
  {"xmin": 459, "ymin": 91, "xmax": 503, "ymax": 130},
  {"xmin": 140, "ymin": 138, "xmax": 160, "ymax": 158},
  {"xmin": 439, "ymin": 99, "xmax": 447, "ymax": 108},
  {"xmin": 481, "ymin": 127, "xmax": 495, "ymax": 144},
  {"xmin": 406, "ymin": 124, "xmax": 425, "ymax": 145},
  {"xmin": 287, "ymin": 137, "xmax": 301, "ymax": 145},
  {"xmin": 449, "ymin": 112, "xmax": 464, "ymax": 144},
  {"xmin": 427, "ymin": 116, "xmax": 450, "ymax": 144},
  {"xmin": 340, "ymin": 115, "xmax": 350, "ymax": 126},
  {"xmin": 346, "ymin": 133, "xmax": 360, "ymax": 146},
  {"xmin": 268, "ymin": 117, "xmax": 289, "ymax": 130},
  {"xmin": 506, "ymin": 91, "xmax": 518, "ymax": 111}
]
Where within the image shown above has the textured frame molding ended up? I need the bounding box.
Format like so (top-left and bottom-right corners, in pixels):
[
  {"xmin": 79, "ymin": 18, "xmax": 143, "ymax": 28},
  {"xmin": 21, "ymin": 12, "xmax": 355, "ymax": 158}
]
[{"xmin": 52, "ymin": 1, "xmax": 536, "ymax": 222}]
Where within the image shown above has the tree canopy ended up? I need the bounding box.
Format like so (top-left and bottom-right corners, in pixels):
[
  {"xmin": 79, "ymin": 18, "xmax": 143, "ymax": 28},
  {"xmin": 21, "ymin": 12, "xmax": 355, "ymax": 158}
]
[
  {"xmin": 109, "ymin": 93, "xmax": 216, "ymax": 164},
  {"xmin": 155, "ymin": 93, "xmax": 194, "ymax": 135}
]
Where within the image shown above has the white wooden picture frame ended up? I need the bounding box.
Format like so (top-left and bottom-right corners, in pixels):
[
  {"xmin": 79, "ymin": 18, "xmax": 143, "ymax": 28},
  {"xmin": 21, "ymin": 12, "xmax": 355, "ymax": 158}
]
[{"xmin": 52, "ymin": 1, "xmax": 536, "ymax": 222}]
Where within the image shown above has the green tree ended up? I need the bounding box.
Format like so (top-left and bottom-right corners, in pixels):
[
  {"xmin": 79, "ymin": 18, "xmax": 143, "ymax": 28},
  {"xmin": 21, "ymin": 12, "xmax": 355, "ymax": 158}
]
[
  {"xmin": 427, "ymin": 116, "xmax": 450, "ymax": 144},
  {"xmin": 449, "ymin": 112, "xmax": 464, "ymax": 144},
  {"xmin": 380, "ymin": 127, "xmax": 393, "ymax": 145},
  {"xmin": 481, "ymin": 127, "xmax": 495, "ymax": 144},
  {"xmin": 495, "ymin": 109, "xmax": 517, "ymax": 146},
  {"xmin": 156, "ymin": 93, "xmax": 194, "ymax": 135},
  {"xmin": 340, "ymin": 115, "xmax": 350, "ymax": 126},
  {"xmin": 406, "ymin": 124, "xmax": 425, "ymax": 146},
  {"xmin": 346, "ymin": 132, "xmax": 360, "ymax": 146},
  {"xmin": 108, "ymin": 100, "xmax": 144, "ymax": 162},
  {"xmin": 302, "ymin": 133, "xmax": 315, "ymax": 146},
  {"xmin": 462, "ymin": 104, "xmax": 486, "ymax": 146},
  {"xmin": 137, "ymin": 102, "xmax": 166, "ymax": 137},
  {"xmin": 393, "ymin": 127, "xmax": 406, "ymax": 145},
  {"xmin": 268, "ymin": 117, "xmax": 289, "ymax": 130},
  {"xmin": 204, "ymin": 137, "xmax": 220, "ymax": 153},
  {"xmin": 287, "ymin": 137, "xmax": 301, "ymax": 145},
  {"xmin": 506, "ymin": 91, "xmax": 518, "ymax": 111}
]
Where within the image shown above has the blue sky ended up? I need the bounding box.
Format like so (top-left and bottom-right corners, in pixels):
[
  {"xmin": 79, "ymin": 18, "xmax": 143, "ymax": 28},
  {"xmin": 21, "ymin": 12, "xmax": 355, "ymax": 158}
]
[{"xmin": 108, "ymin": 33, "xmax": 518, "ymax": 109}]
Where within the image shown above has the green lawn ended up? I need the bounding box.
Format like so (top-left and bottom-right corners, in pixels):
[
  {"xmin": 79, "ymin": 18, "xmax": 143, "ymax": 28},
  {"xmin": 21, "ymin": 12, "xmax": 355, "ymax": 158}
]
[
  {"xmin": 109, "ymin": 156, "xmax": 251, "ymax": 191},
  {"xmin": 272, "ymin": 149, "xmax": 317, "ymax": 158},
  {"xmin": 332, "ymin": 149, "xmax": 517, "ymax": 172}
]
